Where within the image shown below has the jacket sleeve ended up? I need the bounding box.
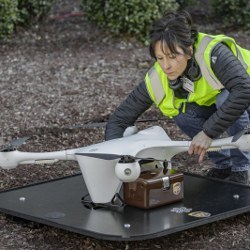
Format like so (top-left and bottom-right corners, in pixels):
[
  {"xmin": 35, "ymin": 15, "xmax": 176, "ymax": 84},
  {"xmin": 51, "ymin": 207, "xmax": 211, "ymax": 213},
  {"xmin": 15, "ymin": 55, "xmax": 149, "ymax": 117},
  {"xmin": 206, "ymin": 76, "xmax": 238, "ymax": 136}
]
[
  {"xmin": 203, "ymin": 43, "xmax": 250, "ymax": 138},
  {"xmin": 105, "ymin": 81, "xmax": 153, "ymax": 140}
]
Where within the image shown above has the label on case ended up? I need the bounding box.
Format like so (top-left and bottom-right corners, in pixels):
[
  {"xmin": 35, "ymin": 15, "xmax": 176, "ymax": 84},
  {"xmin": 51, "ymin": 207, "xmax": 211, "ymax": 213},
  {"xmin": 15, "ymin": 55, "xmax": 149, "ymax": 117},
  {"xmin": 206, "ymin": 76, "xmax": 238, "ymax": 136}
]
[{"xmin": 173, "ymin": 182, "xmax": 182, "ymax": 195}]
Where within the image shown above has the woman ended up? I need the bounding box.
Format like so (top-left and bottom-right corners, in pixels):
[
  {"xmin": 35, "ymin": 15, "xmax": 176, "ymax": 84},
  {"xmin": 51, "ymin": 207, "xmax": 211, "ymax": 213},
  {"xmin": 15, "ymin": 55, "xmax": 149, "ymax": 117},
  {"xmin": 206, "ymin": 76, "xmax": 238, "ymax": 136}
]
[{"xmin": 105, "ymin": 11, "xmax": 250, "ymax": 184}]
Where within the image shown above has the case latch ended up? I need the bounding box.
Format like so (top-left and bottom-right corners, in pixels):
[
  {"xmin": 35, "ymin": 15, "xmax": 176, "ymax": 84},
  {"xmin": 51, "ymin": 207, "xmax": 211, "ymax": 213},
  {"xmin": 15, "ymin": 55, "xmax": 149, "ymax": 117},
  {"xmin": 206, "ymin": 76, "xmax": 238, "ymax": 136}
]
[{"xmin": 162, "ymin": 176, "xmax": 170, "ymax": 190}]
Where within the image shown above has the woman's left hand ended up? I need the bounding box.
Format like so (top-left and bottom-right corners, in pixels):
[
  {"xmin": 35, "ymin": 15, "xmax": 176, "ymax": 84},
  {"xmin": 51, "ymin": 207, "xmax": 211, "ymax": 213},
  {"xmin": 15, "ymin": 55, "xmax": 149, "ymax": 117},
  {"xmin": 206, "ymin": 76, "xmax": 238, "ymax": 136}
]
[{"xmin": 188, "ymin": 131, "xmax": 213, "ymax": 163}]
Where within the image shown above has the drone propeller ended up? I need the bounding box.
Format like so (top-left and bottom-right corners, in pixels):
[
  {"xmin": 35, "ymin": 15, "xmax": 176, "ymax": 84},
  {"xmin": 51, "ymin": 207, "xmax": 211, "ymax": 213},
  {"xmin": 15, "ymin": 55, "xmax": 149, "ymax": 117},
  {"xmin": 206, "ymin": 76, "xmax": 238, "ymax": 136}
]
[
  {"xmin": 232, "ymin": 125, "xmax": 250, "ymax": 142},
  {"xmin": 75, "ymin": 152, "xmax": 166, "ymax": 163},
  {"xmin": 0, "ymin": 137, "xmax": 30, "ymax": 152},
  {"xmin": 76, "ymin": 152, "xmax": 124, "ymax": 160}
]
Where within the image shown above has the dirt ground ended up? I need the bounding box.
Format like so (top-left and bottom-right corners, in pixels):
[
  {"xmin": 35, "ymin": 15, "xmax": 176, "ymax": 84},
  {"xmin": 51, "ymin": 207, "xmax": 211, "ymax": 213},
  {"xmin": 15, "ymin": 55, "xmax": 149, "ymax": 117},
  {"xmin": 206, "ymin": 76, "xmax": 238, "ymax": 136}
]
[{"xmin": 0, "ymin": 0, "xmax": 250, "ymax": 249}]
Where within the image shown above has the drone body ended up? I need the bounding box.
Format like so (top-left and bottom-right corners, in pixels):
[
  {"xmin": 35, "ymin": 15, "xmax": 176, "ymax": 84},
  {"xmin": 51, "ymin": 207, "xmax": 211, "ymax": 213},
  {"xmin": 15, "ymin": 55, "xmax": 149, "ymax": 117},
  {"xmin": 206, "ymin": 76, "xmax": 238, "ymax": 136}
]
[{"xmin": 1, "ymin": 126, "xmax": 250, "ymax": 204}]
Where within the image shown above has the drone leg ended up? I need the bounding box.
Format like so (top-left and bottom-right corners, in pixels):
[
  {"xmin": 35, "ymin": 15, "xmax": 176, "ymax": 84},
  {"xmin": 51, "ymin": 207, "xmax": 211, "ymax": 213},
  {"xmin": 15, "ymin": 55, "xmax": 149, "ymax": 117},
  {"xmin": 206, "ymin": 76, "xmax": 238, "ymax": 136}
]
[
  {"xmin": 81, "ymin": 194, "xmax": 97, "ymax": 209},
  {"xmin": 163, "ymin": 161, "xmax": 168, "ymax": 174},
  {"xmin": 81, "ymin": 193, "xmax": 124, "ymax": 209},
  {"xmin": 111, "ymin": 193, "xmax": 124, "ymax": 207},
  {"xmin": 163, "ymin": 160, "xmax": 174, "ymax": 174}
]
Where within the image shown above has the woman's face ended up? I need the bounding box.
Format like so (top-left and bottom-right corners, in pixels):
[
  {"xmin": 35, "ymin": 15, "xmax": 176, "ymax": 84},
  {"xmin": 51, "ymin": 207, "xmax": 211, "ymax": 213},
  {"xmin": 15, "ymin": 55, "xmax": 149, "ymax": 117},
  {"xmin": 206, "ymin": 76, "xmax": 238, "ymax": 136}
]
[{"xmin": 154, "ymin": 41, "xmax": 192, "ymax": 80}]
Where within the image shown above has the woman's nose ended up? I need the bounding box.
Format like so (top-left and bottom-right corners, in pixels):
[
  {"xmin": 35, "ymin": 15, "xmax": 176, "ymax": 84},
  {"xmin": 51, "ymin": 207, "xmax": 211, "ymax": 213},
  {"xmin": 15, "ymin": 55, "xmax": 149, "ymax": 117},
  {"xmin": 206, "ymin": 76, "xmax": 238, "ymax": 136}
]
[{"xmin": 163, "ymin": 59, "xmax": 171, "ymax": 70}]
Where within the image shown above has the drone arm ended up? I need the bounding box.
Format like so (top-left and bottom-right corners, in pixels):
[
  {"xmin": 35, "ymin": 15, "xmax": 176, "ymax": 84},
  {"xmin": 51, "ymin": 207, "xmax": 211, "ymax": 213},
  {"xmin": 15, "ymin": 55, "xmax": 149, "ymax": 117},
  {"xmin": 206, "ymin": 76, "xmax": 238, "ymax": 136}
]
[
  {"xmin": 0, "ymin": 149, "xmax": 77, "ymax": 169},
  {"xmin": 134, "ymin": 134, "xmax": 250, "ymax": 162},
  {"xmin": 209, "ymin": 134, "xmax": 250, "ymax": 151}
]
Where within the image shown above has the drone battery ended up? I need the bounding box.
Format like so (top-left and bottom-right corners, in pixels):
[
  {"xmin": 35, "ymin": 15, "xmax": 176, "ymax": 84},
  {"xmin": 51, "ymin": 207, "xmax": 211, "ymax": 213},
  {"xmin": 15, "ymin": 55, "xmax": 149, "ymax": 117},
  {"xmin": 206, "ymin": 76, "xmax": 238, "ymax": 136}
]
[{"xmin": 123, "ymin": 168, "xmax": 184, "ymax": 209}]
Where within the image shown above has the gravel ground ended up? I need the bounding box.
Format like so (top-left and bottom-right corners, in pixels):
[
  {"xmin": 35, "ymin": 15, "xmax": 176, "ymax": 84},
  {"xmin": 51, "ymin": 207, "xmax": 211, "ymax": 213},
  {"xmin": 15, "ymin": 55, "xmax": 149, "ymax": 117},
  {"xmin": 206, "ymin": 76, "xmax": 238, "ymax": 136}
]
[{"xmin": 0, "ymin": 0, "xmax": 250, "ymax": 249}]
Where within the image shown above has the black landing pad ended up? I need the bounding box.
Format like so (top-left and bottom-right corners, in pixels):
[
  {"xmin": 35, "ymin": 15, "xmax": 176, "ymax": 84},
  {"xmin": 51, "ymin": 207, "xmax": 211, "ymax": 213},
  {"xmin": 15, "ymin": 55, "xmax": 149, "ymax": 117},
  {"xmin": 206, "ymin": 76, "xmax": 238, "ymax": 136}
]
[{"xmin": 0, "ymin": 173, "xmax": 250, "ymax": 241}]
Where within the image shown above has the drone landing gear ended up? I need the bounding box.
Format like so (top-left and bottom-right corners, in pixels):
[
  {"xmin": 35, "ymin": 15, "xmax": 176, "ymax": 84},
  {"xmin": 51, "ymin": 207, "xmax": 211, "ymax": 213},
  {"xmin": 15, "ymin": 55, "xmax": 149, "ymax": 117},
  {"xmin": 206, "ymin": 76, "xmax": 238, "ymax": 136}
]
[{"xmin": 81, "ymin": 193, "xmax": 124, "ymax": 209}]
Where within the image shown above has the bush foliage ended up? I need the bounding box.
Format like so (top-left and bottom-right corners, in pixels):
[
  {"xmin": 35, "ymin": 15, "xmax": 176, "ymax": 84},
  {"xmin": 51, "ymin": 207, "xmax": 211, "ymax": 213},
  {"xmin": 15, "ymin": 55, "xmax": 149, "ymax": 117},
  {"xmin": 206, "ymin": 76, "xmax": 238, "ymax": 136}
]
[
  {"xmin": 212, "ymin": 0, "xmax": 250, "ymax": 29},
  {"xmin": 3, "ymin": 0, "xmax": 250, "ymax": 41},
  {"xmin": 17, "ymin": 0, "xmax": 55, "ymax": 26},
  {"xmin": 81, "ymin": 0, "xmax": 179, "ymax": 43},
  {"xmin": 0, "ymin": 0, "xmax": 18, "ymax": 39},
  {"xmin": 0, "ymin": 0, "xmax": 55, "ymax": 39}
]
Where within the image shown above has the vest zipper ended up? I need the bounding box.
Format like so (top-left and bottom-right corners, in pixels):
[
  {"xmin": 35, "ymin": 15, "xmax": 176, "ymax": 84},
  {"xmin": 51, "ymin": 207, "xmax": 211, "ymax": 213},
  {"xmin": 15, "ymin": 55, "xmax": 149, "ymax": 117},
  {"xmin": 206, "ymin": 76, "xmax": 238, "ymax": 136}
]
[{"xmin": 172, "ymin": 90, "xmax": 190, "ymax": 114}]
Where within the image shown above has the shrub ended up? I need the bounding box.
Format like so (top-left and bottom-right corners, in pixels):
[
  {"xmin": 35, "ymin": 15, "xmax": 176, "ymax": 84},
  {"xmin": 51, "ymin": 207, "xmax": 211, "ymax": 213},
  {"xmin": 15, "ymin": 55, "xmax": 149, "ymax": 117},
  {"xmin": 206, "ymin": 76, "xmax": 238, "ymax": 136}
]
[
  {"xmin": 0, "ymin": 0, "xmax": 18, "ymax": 39},
  {"xmin": 0, "ymin": 0, "xmax": 55, "ymax": 39},
  {"xmin": 17, "ymin": 0, "xmax": 55, "ymax": 26},
  {"xmin": 81, "ymin": 0, "xmax": 179, "ymax": 43},
  {"xmin": 212, "ymin": 0, "xmax": 250, "ymax": 29}
]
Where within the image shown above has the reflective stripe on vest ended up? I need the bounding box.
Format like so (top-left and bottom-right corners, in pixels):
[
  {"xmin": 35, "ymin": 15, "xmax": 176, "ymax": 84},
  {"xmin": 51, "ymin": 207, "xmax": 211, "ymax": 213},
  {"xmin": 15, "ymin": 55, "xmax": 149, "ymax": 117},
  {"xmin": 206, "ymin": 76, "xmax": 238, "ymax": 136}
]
[
  {"xmin": 195, "ymin": 35, "xmax": 248, "ymax": 90},
  {"xmin": 195, "ymin": 36, "xmax": 222, "ymax": 89},
  {"xmin": 147, "ymin": 66, "xmax": 165, "ymax": 105}
]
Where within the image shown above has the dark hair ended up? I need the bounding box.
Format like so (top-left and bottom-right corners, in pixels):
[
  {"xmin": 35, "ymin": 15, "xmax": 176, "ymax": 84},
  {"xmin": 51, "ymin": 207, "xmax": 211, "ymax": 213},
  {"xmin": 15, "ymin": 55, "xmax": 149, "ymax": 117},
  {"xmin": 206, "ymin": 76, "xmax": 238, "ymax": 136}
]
[{"xmin": 149, "ymin": 10, "xmax": 198, "ymax": 59}]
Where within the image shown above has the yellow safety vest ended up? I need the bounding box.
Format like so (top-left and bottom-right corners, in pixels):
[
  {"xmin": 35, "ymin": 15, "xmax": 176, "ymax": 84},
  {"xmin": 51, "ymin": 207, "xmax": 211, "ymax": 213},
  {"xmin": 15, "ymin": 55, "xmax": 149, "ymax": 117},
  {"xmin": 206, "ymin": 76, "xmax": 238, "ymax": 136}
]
[{"xmin": 145, "ymin": 32, "xmax": 250, "ymax": 118}]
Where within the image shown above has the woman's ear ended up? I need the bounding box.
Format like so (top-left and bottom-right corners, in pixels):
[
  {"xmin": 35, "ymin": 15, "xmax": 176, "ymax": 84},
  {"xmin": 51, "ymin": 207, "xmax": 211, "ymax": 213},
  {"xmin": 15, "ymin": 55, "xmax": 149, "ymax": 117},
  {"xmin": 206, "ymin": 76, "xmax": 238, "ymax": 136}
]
[
  {"xmin": 189, "ymin": 45, "xmax": 193, "ymax": 56},
  {"xmin": 186, "ymin": 46, "xmax": 193, "ymax": 60}
]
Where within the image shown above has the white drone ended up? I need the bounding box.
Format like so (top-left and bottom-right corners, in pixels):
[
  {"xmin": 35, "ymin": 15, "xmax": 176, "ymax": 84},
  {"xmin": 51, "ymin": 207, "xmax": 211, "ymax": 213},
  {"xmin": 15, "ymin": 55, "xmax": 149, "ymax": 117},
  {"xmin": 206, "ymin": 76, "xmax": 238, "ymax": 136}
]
[{"xmin": 1, "ymin": 126, "xmax": 249, "ymax": 205}]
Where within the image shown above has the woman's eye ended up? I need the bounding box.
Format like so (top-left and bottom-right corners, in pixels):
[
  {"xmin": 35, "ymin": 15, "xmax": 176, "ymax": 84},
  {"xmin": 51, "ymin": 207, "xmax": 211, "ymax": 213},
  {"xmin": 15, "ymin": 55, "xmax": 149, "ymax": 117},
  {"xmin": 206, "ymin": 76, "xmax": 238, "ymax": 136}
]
[{"xmin": 169, "ymin": 54, "xmax": 176, "ymax": 59}]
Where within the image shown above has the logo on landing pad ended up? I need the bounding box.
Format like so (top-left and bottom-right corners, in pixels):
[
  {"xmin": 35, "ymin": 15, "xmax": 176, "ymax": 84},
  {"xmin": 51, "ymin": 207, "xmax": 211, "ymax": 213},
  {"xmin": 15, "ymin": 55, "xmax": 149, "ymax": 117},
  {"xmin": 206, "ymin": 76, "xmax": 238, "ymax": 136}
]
[{"xmin": 188, "ymin": 211, "xmax": 211, "ymax": 218}]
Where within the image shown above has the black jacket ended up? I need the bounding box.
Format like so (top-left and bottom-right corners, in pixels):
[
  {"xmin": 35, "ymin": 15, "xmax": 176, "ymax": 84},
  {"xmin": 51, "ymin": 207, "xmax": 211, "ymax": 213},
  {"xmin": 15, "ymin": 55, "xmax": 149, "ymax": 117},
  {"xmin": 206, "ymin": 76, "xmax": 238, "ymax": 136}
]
[{"xmin": 105, "ymin": 43, "xmax": 250, "ymax": 140}]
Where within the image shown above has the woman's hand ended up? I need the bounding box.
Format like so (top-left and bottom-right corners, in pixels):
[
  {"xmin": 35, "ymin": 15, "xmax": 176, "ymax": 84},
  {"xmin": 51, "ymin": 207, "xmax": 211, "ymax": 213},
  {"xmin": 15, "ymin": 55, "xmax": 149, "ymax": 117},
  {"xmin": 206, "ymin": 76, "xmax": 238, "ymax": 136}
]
[{"xmin": 188, "ymin": 131, "xmax": 213, "ymax": 163}]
